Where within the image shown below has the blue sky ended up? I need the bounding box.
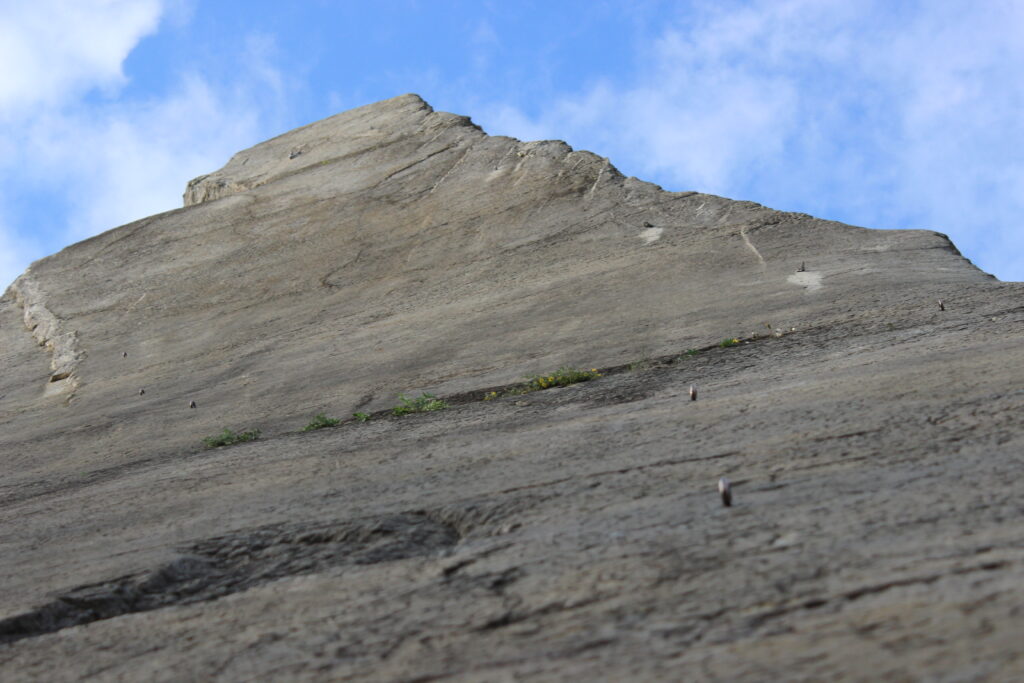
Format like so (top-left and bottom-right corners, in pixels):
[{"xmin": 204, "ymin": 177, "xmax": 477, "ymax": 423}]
[{"xmin": 2, "ymin": 0, "xmax": 1022, "ymax": 288}]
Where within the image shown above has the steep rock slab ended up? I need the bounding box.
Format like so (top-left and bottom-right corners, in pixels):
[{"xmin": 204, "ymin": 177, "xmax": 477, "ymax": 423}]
[
  {"xmin": 1, "ymin": 94, "xmax": 1020, "ymax": 681},
  {"xmin": 0, "ymin": 94, "xmax": 987, "ymax": 478}
]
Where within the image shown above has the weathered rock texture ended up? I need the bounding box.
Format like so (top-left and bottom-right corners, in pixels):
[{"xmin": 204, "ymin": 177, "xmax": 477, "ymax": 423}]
[{"xmin": 1, "ymin": 94, "xmax": 1022, "ymax": 681}]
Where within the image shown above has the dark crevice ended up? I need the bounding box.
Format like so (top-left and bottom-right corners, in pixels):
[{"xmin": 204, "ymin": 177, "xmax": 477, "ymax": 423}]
[
  {"xmin": 0, "ymin": 511, "xmax": 460, "ymax": 646},
  {"xmin": 401, "ymin": 329, "xmax": 796, "ymax": 413}
]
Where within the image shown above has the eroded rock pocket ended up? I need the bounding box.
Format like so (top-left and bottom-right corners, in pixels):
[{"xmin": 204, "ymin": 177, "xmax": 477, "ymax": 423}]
[{"xmin": 0, "ymin": 511, "xmax": 459, "ymax": 645}]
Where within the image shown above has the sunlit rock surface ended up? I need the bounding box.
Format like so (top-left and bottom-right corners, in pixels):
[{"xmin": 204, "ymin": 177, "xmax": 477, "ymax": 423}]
[{"xmin": 1, "ymin": 94, "xmax": 1021, "ymax": 681}]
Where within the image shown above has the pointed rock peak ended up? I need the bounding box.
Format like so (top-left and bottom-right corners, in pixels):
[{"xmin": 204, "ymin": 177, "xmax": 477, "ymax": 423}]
[
  {"xmin": 380, "ymin": 92, "xmax": 431, "ymax": 110},
  {"xmin": 183, "ymin": 93, "xmax": 480, "ymax": 207}
]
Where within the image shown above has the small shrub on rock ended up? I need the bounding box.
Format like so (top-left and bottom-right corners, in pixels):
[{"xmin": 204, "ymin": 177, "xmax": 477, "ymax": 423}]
[
  {"xmin": 303, "ymin": 413, "xmax": 340, "ymax": 431},
  {"xmin": 392, "ymin": 393, "xmax": 448, "ymax": 416},
  {"xmin": 498, "ymin": 367, "xmax": 602, "ymax": 398},
  {"xmin": 203, "ymin": 428, "xmax": 261, "ymax": 449}
]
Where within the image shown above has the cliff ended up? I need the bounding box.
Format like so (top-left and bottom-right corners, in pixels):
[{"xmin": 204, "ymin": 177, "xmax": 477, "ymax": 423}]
[{"xmin": 0, "ymin": 94, "xmax": 1021, "ymax": 681}]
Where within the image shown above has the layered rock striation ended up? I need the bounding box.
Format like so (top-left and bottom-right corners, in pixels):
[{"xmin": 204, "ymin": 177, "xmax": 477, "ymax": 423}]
[{"xmin": 1, "ymin": 94, "xmax": 1021, "ymax": 681}]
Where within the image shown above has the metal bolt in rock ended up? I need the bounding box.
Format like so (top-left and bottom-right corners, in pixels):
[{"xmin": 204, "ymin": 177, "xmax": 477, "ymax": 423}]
[
  {"xmin": 189, "ymin": 401, "xmax": 197, "ymax": 409},
  {"xmin": 938, "ymin": 299, "xmax": 945, "ymax": 311},
  {"xmin": 689, "ymin": 385, "xmax": 697, "ymax": 401},
  {"xmin": 718, "ymin": 477, "xmax": 732, "ymax": 507},
  {"xmin": 138, "ymin": 388, "xmax": 145, "ymax": 395}
]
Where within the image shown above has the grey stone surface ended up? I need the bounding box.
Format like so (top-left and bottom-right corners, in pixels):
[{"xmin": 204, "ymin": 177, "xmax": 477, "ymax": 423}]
[{"xmin": 1, "ymin": 94, "xmax": 1022, "ymax": 680}]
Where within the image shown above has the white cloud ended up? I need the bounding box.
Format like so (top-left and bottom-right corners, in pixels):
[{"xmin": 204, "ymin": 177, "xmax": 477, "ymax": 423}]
[
  {"xmin": 0, "ymin": 0, "xmax": 164, "ymax": 288},
  {"xmin": 23, "ymin": 75, "xmax": 264, "ymax": 242},
  {"xmin": 0, "ymin": 0, "xmax": 163, "ymax": 116},
  {"xmin": 0, "ymin": 1, "xmax": 287, "ymax": 286},
  {"xmin": 480, "ymin": 102, "xmax": 558, "ymax": 143},
  {"xmin": 474, "ymin": 1, "xmax": 1024, "ymax": 280}
]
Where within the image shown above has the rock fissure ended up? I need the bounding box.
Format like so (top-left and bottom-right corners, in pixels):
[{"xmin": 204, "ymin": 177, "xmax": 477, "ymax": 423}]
[
  {"xmin": 0, "ymin": 511, "xmax": 461, "ymax": 646},
  {"xmin": 427, "ymin": 137, "xmax": 480, "ymax": 194},
  {"xmin": 376, "ymin": 142, "xmax": 463, "ymax": 187},
  {"xmin": 245, "ymin": 329, "xmax": 790, "ymax": 446}
]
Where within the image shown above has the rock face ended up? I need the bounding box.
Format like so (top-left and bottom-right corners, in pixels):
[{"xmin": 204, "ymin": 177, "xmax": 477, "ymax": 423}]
[{"xmin": 1, "ymin": 94, "xmax": 1022, "ymax": 681}]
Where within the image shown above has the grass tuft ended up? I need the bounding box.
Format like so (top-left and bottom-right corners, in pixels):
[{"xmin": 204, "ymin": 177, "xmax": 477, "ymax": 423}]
[
  {"xmin": 203, "ymin": 428, "xmax": 261, "ymax": 449},
  {"xmin": 524, "ymin": 367, "xmax": 601, "ymax": 391},
  {"xmin": 495, "ymin": 367, "xmax": 602, "ymax": 398},
  {"xmin": 302, "ymin": 413, "xmax": 341, "ymax": 431},
  {"xmin": 392, "ymin": 393, "xmax": 449, "ymax": 416}
]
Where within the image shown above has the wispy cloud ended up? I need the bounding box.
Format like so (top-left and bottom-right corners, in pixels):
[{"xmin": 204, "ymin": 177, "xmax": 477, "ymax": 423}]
[
  {"xmin": 0, "ymin": 1, "xmax": 287, "ymax": 290},
  {"xmin": 22, "ymin": 75, "xmax": 264, "ymax": 242},
  {"xmin": 473, "ymin": 0, "xmax": 1024, "ymax": 280},
  {"xmin": 0, "ymin": 0, "xmax": 164, "ymax": 288},
  {"xmin": 0, "ymin": 0, "xmax": 163, "ymax": 115}
]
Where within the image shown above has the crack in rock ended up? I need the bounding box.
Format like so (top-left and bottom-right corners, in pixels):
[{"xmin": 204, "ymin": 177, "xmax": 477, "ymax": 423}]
[{"xmin": 0, "ymin": 511, "xmax": 460, "ymax": 645}]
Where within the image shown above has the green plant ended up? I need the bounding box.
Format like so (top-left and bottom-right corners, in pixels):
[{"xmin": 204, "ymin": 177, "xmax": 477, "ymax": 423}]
[
  {"xmin": 628, "ymin": 358, "xmax": 653, "ymax": 371},
  {"xmin": 392, "ymin": 393, "xmax": 448, "ymax": 416},
  {"xmin": 535, "ymin": 366, "xmax": 600, "ymax": 388},
  {"xmin": 684, "ymin": 348, "xmax": 700, "ymax": 357},
  {"xmin": 719, "ymin": 337, "xmax": 741, "ymax": 348},
  {"xmin": 203, "ymin": 428, "xmax": 261, "ymax": 449},
  {"xmin": 493, "ymin": 366, "xmax": 603, "ymax": 399},
  {"xmin": 302, "ymin": 413, "xmax": 340, "ymax": 431},
  {"xmin": 353, "ymin": 412, "xmax": 371, "ymax": 422},
  {"xmin": 516, "ymin": 367, "xmax": 602, "ymax": 394}
]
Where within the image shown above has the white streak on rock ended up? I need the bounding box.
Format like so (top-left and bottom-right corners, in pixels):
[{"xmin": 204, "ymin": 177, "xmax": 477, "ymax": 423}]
[
  {"xmin": 740, "ymin": 226, "xmax": 765, "ymax": 265},
  {"xmin": 10, "ymin": 271, "xmax": 85, "ymax": 396},
  {"xmin": 787, "ymin": 271, "xmax": 823, "ymax": 292},
  {"xmin": 639, "ymin": 227, "xmax": 663, "ymax": 244},
  {"xmin": 586, "ymin": 161, "xmax": 608, "ymax": 200}
]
